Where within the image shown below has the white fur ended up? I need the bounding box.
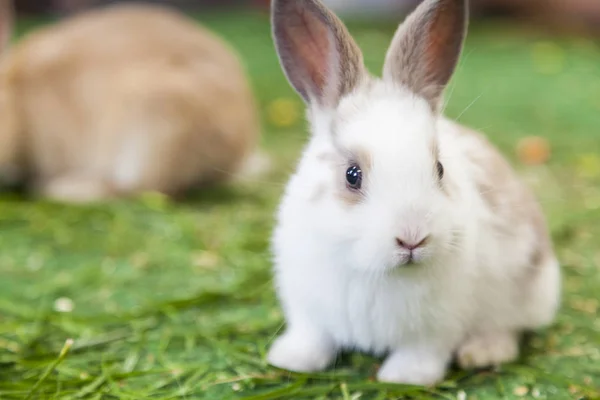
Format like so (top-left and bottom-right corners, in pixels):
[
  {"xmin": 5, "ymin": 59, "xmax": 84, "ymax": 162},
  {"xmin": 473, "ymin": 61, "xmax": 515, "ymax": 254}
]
[
  {"xmin": 268, "ymin": 0, "xmax": 560, "ymax": 386},
  {"xmin": 267, "ymin": 82, "xmax": 560, "ymax": 385}
]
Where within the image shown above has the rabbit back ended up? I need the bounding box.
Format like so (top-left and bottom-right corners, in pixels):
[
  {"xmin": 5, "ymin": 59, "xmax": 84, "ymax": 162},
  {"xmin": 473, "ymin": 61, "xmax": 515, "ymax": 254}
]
[{"xmin": 7, "ymin": 4, "xmax": 260, "ymax": 198}]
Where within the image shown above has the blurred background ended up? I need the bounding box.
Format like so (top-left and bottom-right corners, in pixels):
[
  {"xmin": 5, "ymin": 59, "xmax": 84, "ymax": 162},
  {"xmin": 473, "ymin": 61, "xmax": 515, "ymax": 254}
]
[{"xmin": 13, "ymin": 0, "xmax": 600, "ymax": 36}]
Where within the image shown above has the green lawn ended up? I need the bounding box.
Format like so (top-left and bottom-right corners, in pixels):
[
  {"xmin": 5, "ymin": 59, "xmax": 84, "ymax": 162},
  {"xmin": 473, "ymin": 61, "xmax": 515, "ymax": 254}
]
[{"xmin": 1, "ymin": 10, "xmax": 600, "ymax": 400}]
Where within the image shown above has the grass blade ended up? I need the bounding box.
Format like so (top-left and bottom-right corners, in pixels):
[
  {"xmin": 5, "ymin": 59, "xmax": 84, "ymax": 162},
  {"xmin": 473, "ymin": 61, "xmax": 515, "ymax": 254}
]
[{"xmin": 25, "ymin": 338, "xmax": 74, "ymax": 400}]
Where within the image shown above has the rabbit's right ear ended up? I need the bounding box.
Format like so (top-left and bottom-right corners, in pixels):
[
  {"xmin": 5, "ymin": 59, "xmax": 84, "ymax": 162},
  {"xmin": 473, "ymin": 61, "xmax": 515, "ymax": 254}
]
[
  {"xmin": 0, "ymin": 0, "xmax": 14, "ymax": 52},
  {"xmin": 271, "ymin": 0, "xmax": 365, "ymax": 108}
]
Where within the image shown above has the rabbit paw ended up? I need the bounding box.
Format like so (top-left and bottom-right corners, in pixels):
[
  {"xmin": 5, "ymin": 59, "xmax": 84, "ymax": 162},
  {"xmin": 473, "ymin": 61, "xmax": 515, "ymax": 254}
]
[
  {"xmin": 377, "ymin": 349, "xmax": 449, "ymax": 386},
  {"xmin": 457, "ymin": 331, "xmax": 519, "ymax": 369},
  {"xmin": 267, "ymin": 330, "xmax": 336, "ymax": 372}
]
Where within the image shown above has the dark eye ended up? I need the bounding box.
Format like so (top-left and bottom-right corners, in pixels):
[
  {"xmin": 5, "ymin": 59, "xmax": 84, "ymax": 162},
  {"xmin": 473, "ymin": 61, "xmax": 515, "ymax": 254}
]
[
  {"xmin": 346, "ymin": 164, "xmax": 362, "ymax": 189},
  {"xmin": 436, "ymin": 161, "xmax": 444, "ymax": 180}
]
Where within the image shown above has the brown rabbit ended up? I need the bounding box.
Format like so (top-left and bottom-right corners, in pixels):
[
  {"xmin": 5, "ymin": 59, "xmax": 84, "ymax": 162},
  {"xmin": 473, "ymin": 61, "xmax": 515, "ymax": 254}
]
[{"xmin": 0, "ymin": 1, "xmax": 264, "ymax": 202}]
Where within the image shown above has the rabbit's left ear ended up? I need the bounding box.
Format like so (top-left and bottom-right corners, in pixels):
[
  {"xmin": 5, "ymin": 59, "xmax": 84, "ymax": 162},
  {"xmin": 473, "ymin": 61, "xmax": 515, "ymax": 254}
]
[
  {"xmin": 383, "ymin": 0, "xmax": 468, "ymax": 111},
  {"xmin": 0, "ymin": 0, "xmax": 14, "ymax": 53},
  {"xmin": 271, "ymin": 0, "xmax": 366, "ymax": 108}
]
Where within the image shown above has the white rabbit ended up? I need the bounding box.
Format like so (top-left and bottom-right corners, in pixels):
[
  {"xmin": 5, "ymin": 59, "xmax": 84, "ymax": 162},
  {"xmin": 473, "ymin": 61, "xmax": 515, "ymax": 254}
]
[{"xmin": 267, "ymin": 0, "xmax": 561, "ymax": 386}]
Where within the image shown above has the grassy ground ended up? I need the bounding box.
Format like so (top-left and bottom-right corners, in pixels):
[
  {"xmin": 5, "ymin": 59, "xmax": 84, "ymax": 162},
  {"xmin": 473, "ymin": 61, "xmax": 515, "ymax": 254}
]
[{"xmin": 1, "ymin": 9, "xmax": 600, "ymax": 400}]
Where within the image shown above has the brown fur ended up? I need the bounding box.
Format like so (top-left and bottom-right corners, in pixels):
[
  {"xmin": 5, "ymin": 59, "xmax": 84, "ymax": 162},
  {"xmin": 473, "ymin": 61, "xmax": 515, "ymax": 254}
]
[
  {"xmin": 0, "ymin": 3, "xmax": 261, "ymax": 202},
  {"xmin": 453, "ymin": 121, "xmax": 552, "ymax": 271},
  {"xmin": 383, "ymin": 0, "xmax": 467, "ymax": 110},
  {"xmin": 0, "ymin": 0, "xmax": 12, "ymax": 50},
  {"xmin": 335, "ymin": 176, "xmax": 362, "ymax": 206},
  {"xmin": 272, "ymin": 0, "xmax": 365, "ymax": 107},
  {"xmin": 348, "ymin": 146, "xmax": 373, "ymax": 177}
]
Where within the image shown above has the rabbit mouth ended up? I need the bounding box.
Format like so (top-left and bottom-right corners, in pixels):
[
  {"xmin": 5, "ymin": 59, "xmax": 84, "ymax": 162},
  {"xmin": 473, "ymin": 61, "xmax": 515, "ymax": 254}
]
[
  {"xmin": 394, "ymin": 253, "xmax": 417, "ymax": 267},
  {"xmin": 393, "ymin": 249, "xmax": 429, "ymax": 267}
]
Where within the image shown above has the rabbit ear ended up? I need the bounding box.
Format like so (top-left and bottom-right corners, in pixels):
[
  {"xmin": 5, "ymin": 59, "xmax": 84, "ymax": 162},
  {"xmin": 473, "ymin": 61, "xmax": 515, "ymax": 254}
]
[
  {"xmin": 271, "ymin": 0, "xmax": 365, "ymax": 108},
  {"xmin": 0, "ymin": 0, "xmax": 14, "ymax": 52},
  {"xmin": 383, "ymin": 0, "xmax": 468, "ymax": 111}
]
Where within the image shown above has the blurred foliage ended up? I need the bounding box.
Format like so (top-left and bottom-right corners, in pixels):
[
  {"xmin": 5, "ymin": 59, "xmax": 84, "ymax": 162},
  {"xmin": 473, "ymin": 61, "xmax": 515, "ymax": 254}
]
[{"xmin": 1, "ymin": 10, "xmax": 599, "ymax": 400}]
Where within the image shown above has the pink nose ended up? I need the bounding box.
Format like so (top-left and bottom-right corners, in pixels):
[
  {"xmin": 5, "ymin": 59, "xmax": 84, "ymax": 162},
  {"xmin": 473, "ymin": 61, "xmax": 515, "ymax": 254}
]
[{"xmin": 396, "ymin": 236, "xmax": 429, "ymax": 251}]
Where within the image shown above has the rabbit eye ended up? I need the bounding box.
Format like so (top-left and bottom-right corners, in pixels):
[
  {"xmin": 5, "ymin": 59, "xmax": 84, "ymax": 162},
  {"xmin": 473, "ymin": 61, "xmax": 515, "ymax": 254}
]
[
  {"xmin": 346, "ymin": 164, "xmax": 362, "ymax": 189},
  {"xmin": 437, "ymin": 161, "xmax": 444, "ymax": 180}
]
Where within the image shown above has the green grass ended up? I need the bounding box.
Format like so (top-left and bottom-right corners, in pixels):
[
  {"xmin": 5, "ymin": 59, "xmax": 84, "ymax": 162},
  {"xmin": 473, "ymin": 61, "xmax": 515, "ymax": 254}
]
[{"xmin": 2, "ymin": 10, "xmax": 600, "ymax": 400}]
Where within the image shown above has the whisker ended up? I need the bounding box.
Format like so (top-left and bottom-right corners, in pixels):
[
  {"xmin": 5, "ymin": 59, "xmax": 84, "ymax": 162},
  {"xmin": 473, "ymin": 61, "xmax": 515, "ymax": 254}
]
[
  {"xmin": 442, "ymin": 47, "xmax": 476, "ymax": 114},
  {"xmin": 456, "ymin": 91, "xmax": 485, "ymax": 122},
  {"xmin": 266, "ymin": 322, "xmax": 285, "ymax": 346}
]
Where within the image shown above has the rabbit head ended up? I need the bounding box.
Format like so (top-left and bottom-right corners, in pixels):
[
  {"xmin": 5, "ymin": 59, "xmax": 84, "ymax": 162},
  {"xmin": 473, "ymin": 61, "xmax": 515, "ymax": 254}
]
[{"xmin": 272, "ymin": 0, "xmax": 468, "ymax": 272}]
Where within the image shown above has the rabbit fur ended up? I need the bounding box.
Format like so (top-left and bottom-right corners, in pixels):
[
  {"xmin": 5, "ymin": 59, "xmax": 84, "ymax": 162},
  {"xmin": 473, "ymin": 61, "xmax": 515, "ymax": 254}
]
[
  {"xmin": 0, "ymin": 1, "xmax": 263, "ymax": 202},
  {"xmin": 267, "ymin": 0, "xmax": 561, "ymax": 386}
]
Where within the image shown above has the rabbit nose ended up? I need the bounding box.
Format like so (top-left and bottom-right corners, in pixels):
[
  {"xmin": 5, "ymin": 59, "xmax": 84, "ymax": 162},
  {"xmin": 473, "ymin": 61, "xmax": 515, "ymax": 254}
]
[{"xmin": 395, "ymin": 236, "xmax": 429, "ymax": 251}]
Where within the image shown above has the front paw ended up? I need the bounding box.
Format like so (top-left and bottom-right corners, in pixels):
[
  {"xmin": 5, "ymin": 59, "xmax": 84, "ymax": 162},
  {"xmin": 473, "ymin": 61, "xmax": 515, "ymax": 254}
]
[
  {"xmin": 457, "ymin": 331, "xmax": 519, "ymax": 370},
  {"xmin": 267, "ymin": 330, "xmax": 336, "ymax": 372},
  {"xmin": 377, "ymin": 349, "xmax": 449, "ymax": 386}
]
